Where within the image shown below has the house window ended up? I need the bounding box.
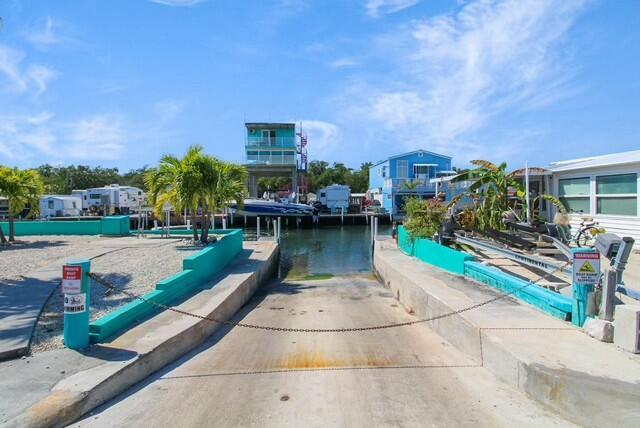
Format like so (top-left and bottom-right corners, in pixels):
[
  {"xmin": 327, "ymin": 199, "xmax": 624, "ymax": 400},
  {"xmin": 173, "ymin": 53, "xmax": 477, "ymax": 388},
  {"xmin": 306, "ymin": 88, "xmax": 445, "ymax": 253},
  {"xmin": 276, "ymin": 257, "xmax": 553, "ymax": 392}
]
[
  {"xmin": 414, "ymin": 165, "xmax": 430, "ymax": 177},
  {"xmin": 596, "ymin": 173, "xmax": 637, "ymax": 216},
  {"xmin": 396, "ymin": 160, "xmax": 409, "ymax": 178},
  {"xmin": 558, "ymin": 177, "xmax": 590, "ymax": 213}
]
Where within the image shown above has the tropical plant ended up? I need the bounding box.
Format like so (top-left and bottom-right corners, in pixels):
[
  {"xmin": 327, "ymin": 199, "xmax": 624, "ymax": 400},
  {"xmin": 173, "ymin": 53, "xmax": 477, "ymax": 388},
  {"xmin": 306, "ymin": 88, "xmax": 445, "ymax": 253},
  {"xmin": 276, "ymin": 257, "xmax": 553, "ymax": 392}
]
[
  {"xmin": 145, "ymin": 146, "xmax": 206, "ymax": 242},
  {"xmin": 403, "ymin": 197, "xmax": 448, "ymax": 241},
  {"xmin": 145, "ymin": 147, "xmax": 248, "ymax": 244},
  {"xmin": 0, "ymin": 166, "xmax": 45, "ymax": 242},
  {"xmin": 449, "ymin": 160, "xmax": 565, "ymax": 231}
]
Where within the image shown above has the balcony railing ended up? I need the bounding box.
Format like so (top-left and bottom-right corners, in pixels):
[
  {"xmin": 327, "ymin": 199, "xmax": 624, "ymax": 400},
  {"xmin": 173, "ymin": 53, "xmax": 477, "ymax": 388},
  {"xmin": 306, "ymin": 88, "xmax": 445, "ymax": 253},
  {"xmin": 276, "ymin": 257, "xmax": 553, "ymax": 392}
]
[
  {"xmin": 386, "ymin": 178, "xmax": 436, "ymax": 193},
  {"xmin": 246, "ymin": 152, "xmax": 297, "ymax": 165},
  {"xmin": 246, "ymin": 136, "xmax": 297, "ymax": 149}
]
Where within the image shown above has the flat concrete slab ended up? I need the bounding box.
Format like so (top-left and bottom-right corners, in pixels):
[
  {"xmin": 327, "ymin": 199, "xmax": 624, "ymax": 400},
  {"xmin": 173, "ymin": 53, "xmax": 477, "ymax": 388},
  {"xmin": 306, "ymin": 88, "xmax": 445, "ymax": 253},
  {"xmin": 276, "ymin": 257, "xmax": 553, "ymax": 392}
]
[
  {"xmin": 72, "ymin": 277, "xmax": 571, "ymax": 428},
  {"xmin": 0, "ymin": 266, "xmax": 60, "ymax": 360}
]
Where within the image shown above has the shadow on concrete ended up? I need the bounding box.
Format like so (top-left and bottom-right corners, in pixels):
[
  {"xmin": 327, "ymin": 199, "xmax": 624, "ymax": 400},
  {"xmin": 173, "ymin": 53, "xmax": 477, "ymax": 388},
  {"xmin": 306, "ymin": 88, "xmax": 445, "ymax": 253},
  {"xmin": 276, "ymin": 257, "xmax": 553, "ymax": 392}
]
[{"xmin": 82, "ymin": 344, "xmax": 138, "ymax": 362}]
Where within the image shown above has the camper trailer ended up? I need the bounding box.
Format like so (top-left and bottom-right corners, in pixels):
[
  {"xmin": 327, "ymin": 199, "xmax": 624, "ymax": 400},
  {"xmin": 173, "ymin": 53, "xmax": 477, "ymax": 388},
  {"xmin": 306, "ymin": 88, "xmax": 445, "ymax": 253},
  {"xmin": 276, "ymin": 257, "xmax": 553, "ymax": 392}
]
[
  {"xmin": 318, "ymin": 184, "xmax": 351, "ymax": 212},
  {"xmin": 73, "ymin": 185, "xmax": 146, "ymax": 214},
  {"xmin": 39, "ymin": 196, "xmax": 82, "ymax": 218},
  {"xmin": 0, "ymin": 197, "xmax": 8, "ymax": 220}
]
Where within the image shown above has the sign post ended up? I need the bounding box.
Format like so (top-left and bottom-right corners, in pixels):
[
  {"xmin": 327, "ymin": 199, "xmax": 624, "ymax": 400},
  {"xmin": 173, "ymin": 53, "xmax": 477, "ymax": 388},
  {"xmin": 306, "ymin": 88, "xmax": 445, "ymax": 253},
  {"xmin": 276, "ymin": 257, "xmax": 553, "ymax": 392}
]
[
  {"xmin": 63, "ymin": 260, "xmax": 91, "ymax": 350},
  {"xmin": 571, "ymin": 249, "xmax": 600, "ymax": 327}
]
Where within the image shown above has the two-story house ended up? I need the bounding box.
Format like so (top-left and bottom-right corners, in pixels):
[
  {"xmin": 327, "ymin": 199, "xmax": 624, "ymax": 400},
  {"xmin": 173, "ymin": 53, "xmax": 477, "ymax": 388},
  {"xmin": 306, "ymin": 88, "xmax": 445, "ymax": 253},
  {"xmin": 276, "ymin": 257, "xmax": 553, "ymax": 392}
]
[
  {"xmin": 244, "ymin": 123, "xmax": 298, "ymax": 199},
  {"xmin": 368, "ymin": 150, "xmax": 452, "ymax": 218}
]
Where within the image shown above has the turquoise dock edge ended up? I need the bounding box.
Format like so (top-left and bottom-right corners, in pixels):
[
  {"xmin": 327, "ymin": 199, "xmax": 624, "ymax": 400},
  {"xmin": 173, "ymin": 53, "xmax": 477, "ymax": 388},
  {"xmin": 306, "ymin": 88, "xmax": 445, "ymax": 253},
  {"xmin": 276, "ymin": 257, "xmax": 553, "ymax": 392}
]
[
  {"xmin": 89, "ymin": 229, "xmax": 244, "ymax": 343},
  {"xmin": 396, "ymin": 226, "xmax": 572, "ymax": 320}
]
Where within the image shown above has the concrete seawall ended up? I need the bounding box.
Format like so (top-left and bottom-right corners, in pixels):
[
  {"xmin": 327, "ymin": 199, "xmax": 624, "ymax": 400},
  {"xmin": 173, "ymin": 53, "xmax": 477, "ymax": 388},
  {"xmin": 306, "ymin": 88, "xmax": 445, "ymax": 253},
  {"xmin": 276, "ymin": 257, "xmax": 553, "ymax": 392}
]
[
  {"xmin": 374, "ymin": 238, "xmax": 640, "ymax": 427},
  {"xmin": 9, "ymin": 241, "xmax": 279, "ymax": 428}
]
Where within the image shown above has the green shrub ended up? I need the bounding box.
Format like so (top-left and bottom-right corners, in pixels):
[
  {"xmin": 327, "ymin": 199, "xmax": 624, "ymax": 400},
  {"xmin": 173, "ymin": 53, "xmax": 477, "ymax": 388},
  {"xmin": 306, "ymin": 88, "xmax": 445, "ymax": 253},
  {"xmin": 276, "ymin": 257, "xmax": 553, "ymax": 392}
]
[{"xmin": 404, "ymin": 197, "xmax": 447, "ymax": 240}]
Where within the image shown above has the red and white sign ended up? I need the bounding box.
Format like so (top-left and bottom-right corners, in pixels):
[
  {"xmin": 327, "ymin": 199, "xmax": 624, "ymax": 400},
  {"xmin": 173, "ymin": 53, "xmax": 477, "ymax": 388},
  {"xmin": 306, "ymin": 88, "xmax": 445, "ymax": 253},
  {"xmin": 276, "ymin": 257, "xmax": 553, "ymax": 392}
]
[{"xmin": 62, "ymin": 265, "xmax": 83, "ymax": 294}]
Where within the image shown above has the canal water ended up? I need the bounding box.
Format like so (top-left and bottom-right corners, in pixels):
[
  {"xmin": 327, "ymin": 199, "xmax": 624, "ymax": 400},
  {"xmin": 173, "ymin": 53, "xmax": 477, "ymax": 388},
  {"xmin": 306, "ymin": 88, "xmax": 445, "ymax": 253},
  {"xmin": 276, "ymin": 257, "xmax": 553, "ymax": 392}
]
[{"xmin": 277, "ymin": 225, "xmax": 391, "ymax": 280}]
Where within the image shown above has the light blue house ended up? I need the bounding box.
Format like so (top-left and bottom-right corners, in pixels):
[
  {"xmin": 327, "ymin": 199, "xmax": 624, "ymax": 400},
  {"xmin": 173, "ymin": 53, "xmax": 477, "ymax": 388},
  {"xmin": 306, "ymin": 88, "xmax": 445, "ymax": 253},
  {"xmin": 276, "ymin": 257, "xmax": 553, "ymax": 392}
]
[{"xmin": 368, "ymin": 149, "xmax": 453, "ymax": 217}]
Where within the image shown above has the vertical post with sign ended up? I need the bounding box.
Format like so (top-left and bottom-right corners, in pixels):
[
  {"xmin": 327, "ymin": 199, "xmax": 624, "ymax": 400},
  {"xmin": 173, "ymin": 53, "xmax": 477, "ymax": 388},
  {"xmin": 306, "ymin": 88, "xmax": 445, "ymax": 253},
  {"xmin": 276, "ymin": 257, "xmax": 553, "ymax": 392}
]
[
  {"xmin": 572, "ymin": 248, "xmax": 600, "ymax": 327},
  {"xmin": 63, "ymin": 260, "xmax": 91, "ymax": 350}
]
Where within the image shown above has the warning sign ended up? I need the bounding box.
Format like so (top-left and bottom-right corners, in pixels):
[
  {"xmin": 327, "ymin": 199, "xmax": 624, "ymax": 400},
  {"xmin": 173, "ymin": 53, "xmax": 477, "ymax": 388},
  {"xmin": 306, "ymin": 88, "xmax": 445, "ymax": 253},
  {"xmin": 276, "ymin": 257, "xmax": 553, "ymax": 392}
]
[
  {"xmin": 64, "ymin": 293, "xmax": 86, "ymax": 314},
  {"xmin": 62, "ymin": 265, "xmax": 83, "ymax": 294},
  {"xmin": 573, "ymin": 251, "xmax": 600, "ymax": 285}
]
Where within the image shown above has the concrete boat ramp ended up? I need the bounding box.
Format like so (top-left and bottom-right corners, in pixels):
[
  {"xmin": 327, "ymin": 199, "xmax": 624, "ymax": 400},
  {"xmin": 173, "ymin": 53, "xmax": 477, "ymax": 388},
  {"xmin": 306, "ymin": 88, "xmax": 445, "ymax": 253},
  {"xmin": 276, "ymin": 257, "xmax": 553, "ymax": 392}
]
[{"xmin": 2, "ymin": 236, "xmax": 639, "ymax": 427}]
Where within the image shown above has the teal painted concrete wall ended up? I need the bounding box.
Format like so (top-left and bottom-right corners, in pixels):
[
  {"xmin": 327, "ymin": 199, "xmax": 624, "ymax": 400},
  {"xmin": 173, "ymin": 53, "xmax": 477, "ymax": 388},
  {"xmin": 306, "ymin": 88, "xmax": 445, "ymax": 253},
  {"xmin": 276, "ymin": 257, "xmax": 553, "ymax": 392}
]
[
  {"xmin": 89, "ymin": 229, "xmax": 244, "ymax": 343},
  {"xmin": 397, "ymin": 225, "xmax": 572, "ymax": 320},
  {"xmin": 464, "ymin": 261, "xmax": 572, "ymax": 320},
  {"xmin": 1, "ymin": 220, "xmax": 102, "ymax": 236},
  {"xmin": 398, "ymin": 226, "xmax": 474, "ymax": 275},
  {"xmin": 101, "ymin": 216, "xmax": 130, "ymax": 236}
]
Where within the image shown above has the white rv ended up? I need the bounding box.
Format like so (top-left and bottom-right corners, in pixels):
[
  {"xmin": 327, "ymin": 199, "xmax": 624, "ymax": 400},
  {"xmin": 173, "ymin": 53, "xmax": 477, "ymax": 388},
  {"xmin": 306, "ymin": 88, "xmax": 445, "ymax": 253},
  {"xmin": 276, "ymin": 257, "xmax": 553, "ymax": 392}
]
[
  {"xmin": 73, "ymin": 185, "xmax": 146, "ymax": 214},
  {"xmin": 318, "ymin": 184, "xmax": 351, "ymax": 212},
  {"xmin": 39, "ymin": 196, "xmax": 82, "ymax": 218}
]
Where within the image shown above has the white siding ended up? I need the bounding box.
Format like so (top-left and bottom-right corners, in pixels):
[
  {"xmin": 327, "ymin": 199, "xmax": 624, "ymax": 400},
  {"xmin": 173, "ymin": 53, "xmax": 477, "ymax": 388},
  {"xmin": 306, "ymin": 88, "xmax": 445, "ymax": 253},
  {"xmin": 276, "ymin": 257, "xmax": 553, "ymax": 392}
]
[{"xmin": 551, "ymin": 163, "xmax": 640, "ymax": 248}]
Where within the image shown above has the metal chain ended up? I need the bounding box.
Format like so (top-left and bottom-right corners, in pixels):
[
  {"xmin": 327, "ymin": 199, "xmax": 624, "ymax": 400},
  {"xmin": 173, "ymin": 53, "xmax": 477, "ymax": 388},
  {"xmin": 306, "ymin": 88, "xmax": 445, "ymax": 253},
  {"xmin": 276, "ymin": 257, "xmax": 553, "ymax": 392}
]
[{"xmin": 87, "ymin": 262, "xmax": 570, "ymax": 333}]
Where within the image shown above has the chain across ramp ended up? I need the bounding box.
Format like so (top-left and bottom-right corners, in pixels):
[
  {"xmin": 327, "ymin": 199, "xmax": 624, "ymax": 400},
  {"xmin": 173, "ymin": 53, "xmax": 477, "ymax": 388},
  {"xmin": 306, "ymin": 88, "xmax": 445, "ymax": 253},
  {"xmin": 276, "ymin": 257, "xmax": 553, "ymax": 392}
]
[{"xmin": 87, "ymin": 263, "xmax": 569, "ymax": 333}]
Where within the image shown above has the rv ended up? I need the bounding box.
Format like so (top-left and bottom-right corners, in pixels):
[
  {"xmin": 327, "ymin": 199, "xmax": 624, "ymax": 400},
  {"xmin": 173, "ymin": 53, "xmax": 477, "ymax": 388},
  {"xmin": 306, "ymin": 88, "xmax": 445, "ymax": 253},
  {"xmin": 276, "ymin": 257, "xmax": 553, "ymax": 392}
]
[
  {"xmin": 39, "ymin": 196, "xmax": 82, "ymax": 218},
  {"xmin": 72, "ymin": 185, "xmax": 146, "ymax": 214},
  {"xmin": 0, "ymin": 197, "xmax": 8, "ymax": 220},
  {"xmin": 318, "ymin": 184, "xmax": 351, "ymax": 212}
]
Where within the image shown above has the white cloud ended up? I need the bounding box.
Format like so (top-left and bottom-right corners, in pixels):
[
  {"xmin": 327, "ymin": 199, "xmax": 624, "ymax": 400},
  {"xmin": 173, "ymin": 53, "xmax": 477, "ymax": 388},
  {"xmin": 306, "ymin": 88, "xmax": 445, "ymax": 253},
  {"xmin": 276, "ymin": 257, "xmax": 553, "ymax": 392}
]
[
  {"xmin": 329, "ymin": 58, "xmax": 359, "ymax": 69},
  {"xmin": 150, "ymin": 0, "xmax": 206, "ymax": 6},
  {"xmin": 26, "ymin": 17, "xmax": 61, "ymax": 47},
  {"xmin": 297, "ymin": 120, "xmax": 341, "ymax": 157},
  {"xmin": 0, "ymin": 113, "xmax": 127, "ymax": 165},
  {"xmin": 153, "ymin": 99, "xmax": 186, "ymax": 122},
  {"xmin": 367, "ymin": 0, "xmax": 421, "ymax": 18},
  {"xmin": 0, "ymin": 44, "xmax": 57, "ymax": 94},
  {"xmin": 347, "ymin": 0, "xmax": 586, "ymax": 163}
]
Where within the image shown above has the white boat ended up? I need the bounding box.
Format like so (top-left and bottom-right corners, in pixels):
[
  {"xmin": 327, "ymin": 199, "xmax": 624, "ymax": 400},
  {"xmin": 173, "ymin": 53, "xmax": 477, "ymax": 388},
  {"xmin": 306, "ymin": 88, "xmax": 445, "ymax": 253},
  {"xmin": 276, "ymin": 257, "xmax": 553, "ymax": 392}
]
[{"xmin": 231, "ymin": 199, "xmax": 313, "ymax": 217}]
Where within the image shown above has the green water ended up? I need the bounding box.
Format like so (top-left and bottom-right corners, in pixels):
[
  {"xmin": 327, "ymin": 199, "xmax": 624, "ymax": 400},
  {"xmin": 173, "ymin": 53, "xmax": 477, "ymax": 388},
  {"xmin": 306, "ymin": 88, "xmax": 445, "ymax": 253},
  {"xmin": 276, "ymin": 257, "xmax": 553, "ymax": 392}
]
[{"xmin": 278, "ymin": 225, "xmax": 390, "ymax": 279}]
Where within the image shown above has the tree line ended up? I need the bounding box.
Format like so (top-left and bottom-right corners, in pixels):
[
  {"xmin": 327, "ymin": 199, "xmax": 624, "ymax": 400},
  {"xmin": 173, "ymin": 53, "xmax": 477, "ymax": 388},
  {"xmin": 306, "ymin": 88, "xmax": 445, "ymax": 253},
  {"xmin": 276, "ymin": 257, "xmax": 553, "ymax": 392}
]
[
  {"xmin": 258, "ymin": 161, "xmax": 372, "ymax": 194},
  {"xmin": 36, "ymin": 165, "xmax": 149, "ymax": 194}
]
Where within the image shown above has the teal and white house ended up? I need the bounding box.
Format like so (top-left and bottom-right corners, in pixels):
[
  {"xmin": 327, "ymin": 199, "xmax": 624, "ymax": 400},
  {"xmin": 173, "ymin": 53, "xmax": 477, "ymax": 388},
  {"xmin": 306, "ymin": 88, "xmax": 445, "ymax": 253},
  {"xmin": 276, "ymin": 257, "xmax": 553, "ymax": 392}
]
[
  {"xmin": 244, "ymin": 122, "xmax": 298, "ymax": 198},
  {"xmin": 368, "ymin": 149, "xmax": 453, "ymax": 218}
]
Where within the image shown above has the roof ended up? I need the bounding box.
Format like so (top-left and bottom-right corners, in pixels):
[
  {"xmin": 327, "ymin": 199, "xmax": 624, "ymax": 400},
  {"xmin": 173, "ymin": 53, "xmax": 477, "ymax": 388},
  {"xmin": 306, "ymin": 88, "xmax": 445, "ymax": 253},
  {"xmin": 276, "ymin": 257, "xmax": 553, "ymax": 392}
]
[
  {"xmin": 245, "ymin": 122, "xmax": 295, "ymax": 129},
  {"xmin": 41, "ymin": 195, "xmax": 81, "ymax": 200},
  {"xmin": 372, "ymin": 149, "xmax": 452, "ymax": 167},
  {"xmin": 549, "ymin": 150, "xmax": 640, "ymax": 172}
]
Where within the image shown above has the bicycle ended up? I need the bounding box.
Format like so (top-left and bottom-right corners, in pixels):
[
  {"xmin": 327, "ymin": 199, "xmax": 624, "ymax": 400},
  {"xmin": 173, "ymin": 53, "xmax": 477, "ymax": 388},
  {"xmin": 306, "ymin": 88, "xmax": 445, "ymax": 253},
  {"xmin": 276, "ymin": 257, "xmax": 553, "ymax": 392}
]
[{"xmin": 570, "ymin": 211, "xmax": 606, "ymax": 247}]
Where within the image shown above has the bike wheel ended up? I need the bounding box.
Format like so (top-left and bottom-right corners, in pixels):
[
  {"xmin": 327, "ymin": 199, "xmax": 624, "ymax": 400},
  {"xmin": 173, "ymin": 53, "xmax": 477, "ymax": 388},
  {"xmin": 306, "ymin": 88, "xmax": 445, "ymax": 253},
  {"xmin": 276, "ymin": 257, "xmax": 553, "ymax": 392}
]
[{"xmin": 576, "ymin": 227, "xmax": 596, "ymax": 247}]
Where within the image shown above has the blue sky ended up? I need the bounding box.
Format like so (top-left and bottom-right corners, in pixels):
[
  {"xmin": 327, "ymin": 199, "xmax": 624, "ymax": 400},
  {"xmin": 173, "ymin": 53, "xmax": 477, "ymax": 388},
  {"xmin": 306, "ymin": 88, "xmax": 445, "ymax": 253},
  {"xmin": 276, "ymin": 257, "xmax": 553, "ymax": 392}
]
[{"xmin": 0, "ymin": 0, "xmax": 639, "ymax": 172}]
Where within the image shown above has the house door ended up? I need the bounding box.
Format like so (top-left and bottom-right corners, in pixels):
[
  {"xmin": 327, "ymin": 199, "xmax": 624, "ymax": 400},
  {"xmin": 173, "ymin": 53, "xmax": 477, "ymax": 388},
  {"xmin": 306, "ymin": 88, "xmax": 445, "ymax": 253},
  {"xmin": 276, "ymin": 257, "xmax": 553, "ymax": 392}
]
[{"xmin": 261, "ymin": 130, "xmax": 276, "ymax": 145}]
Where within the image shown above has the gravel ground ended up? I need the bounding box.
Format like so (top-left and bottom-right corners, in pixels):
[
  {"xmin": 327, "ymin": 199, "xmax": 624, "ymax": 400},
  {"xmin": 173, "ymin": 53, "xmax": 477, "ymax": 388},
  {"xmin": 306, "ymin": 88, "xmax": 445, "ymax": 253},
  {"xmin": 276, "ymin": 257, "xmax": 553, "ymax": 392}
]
[
  {"xmin": 29, "ymin": 238, "xmax": 213, "ymax": 353},
  {"xmin": 0, "ymin": 236, "xmax": 111, "ymax": 281}
]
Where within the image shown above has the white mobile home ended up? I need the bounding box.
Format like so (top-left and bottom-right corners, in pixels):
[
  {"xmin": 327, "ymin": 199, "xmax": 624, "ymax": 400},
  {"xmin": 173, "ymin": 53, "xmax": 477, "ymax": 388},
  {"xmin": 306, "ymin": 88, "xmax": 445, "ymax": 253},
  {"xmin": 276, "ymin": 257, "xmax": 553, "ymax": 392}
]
[
  {"xmin": 549, "ymin": 150, "xmax": 640, "ymax": 246},
  {"xmin": 318, "ymin": 184, "xmax": 350, "ymax": 212},
  {"xmin": 73, "ymin": 184, "xmax": 146, "ymax": 214},
  {"xmin": 39, "ymin": 196, "xmax": 82, "ymax": 218}
]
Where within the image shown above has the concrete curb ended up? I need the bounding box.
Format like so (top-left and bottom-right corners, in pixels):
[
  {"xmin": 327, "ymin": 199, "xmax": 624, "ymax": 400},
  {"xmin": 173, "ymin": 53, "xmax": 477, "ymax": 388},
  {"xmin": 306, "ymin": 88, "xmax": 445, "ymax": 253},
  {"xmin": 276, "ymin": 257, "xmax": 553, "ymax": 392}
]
[
  {"xmin": 8, "ymin": 242, "xmax": 279, "ymax": 428},
  {"xmin": 374, "ymin": 239, "xmax": 640, "ymax": 428}
]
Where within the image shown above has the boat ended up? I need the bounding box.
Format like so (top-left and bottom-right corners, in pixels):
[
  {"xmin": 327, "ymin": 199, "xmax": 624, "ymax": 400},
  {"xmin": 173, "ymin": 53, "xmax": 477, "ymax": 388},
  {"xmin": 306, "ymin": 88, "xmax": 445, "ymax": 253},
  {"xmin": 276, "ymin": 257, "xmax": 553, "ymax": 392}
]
[{"xmin": 231, "ymin": 199, "xmax": 313, "ymax": 217}]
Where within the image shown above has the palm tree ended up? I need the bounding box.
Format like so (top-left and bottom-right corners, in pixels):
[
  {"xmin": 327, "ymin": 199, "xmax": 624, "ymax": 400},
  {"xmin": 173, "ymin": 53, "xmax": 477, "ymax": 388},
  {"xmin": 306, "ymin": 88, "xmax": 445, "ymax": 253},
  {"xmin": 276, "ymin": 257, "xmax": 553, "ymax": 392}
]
[
  {"xmin": 145, "ymin": 146, "xmax": 205, "ymax": 241},
  {"xmin": 0, "ymin": 166, "xmax": 44, "ymax": 242}
]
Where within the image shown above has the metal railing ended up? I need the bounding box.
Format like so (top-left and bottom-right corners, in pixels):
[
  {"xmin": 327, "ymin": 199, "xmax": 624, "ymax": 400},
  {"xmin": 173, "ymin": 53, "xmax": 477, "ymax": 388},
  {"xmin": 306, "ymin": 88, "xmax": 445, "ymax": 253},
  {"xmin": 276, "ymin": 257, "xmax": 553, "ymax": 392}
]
[
  {"xmin": 246, "ymin": 153, "xmax": 297, "ymax": 165},
  {"xmin": 246, "ymin": 136, "xmax": 296, "ymax": 149},
  {"xmin": 386, "ymin": 178, "xmax": 436, "ymax": 192}
]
